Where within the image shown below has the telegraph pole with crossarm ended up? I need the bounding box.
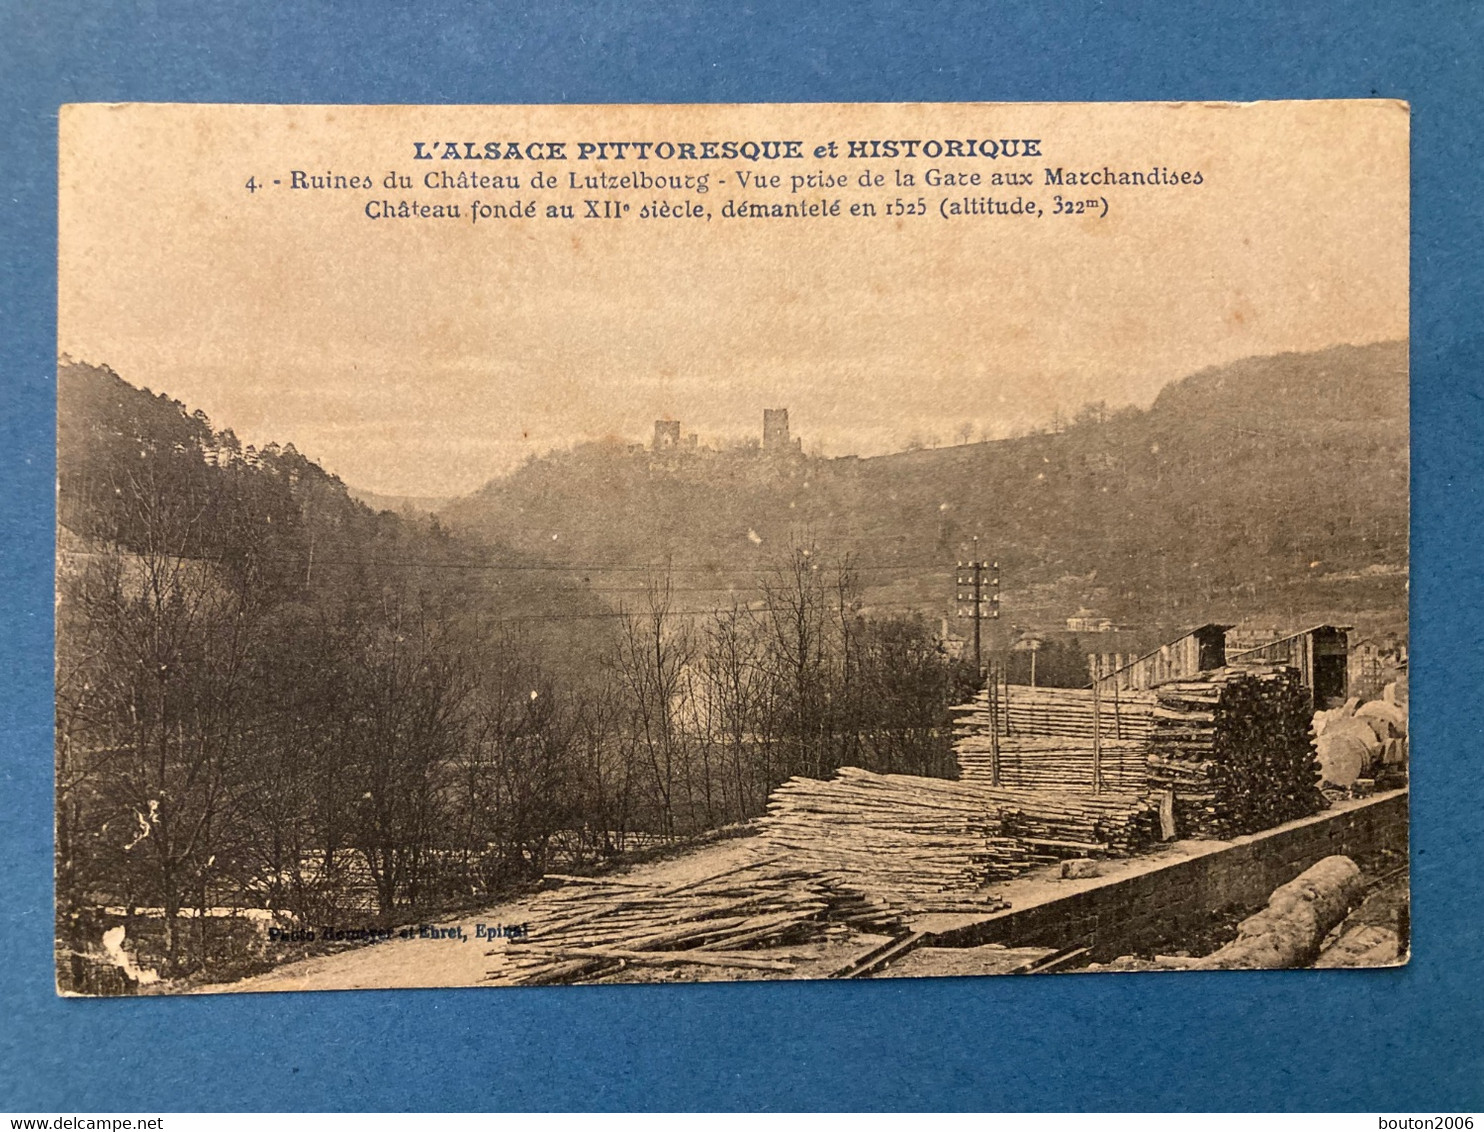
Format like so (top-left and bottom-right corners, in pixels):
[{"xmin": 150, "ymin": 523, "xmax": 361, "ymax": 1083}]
[{"xmin": 956, "ymin": 538, "xmax": 1000, "ymax": 677}]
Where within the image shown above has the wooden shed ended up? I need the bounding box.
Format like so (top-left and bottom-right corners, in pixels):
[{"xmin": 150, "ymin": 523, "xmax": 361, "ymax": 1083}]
[
  {"xmin": 1087, "ymin": 623, "xmax": 1232, "ymax": 692},
  {"xmin": 1227, "ymin": 624, "xmax": 1352, "ymax": 708}
]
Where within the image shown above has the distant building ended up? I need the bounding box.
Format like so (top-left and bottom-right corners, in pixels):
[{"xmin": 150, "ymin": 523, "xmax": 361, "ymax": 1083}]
[
  {"xmin": 937, "ymin": 616, "xmax": 968, "ymax": 660},
  {"xmin": 653, "ymin": 419, "xmax": 681, "ymax": 450},
  {"xmin": 1066, "ymin": 608, "xmax": 1114, "ymax": 633},
  {"xmin": 1348, "ymin": 635, "xmax": 1408, "ymax": 700}
]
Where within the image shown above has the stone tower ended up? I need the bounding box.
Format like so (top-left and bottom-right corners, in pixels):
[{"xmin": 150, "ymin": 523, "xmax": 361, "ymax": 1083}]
[
  {"xmin": 653, "ymin": 419, "xmax": 681, "ymax": 450},
  {"xmin": 762, "ymin": 408, "xmax": 790, "ymax": 451}
]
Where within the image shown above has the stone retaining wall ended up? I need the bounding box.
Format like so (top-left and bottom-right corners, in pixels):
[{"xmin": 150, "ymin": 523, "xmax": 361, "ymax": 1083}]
[{"xmin": 930, "ymin": 790, "xmax": 1408, "ymax": 960}]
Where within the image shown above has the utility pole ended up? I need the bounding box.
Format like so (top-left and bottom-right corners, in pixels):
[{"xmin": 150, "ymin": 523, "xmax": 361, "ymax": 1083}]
[
  {"xmin": 1088, "ymin": 654, "xmax": 1104, "ymax": 794},
  {"xmin": 956, "ymin": 538, "xmax": 999, "ymax": 678},
  {"xmin": 957, "ymin": 542, "xmax": 1003, "ymax": 785},
  {"xmin": 990, "ymin": 658, "xmax": 1003, "ymax": 785}
]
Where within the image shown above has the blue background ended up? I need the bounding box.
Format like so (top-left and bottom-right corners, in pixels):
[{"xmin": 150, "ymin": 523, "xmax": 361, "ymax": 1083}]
[{"xmin": 2, "ymin": 0, "xmax": 1481, "ymax": 1112}]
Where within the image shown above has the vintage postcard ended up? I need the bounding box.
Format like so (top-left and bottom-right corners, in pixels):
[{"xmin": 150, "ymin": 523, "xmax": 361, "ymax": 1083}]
[{"xmin": 55, "ymin": 101, "xmax": 1408, "ymax": 994}]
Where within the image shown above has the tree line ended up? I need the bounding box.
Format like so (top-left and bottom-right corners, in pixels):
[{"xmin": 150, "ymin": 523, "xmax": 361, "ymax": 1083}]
[{"xmin": 55, "ymin": 363, "xmax": 975, "ymax": 982}]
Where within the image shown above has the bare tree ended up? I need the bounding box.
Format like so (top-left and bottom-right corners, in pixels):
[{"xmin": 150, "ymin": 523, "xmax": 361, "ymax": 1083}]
[
  {"xmin": 697, "ymin": 603, "xmax": 765, "ymax": 823},
  {"xmin": 345, "ymin": 596, "xmax": 469, "ymax": 920},
  {"xmin": 611, "ymin": 569, "xmax": 696, "ymax": 837},
  {"xmin": 758, "ymin": 541, "xmax": 843, "ymax": 781},
  {"xmin": 462, "ymin": 637, "xmax": 585, "ymax": 885}
]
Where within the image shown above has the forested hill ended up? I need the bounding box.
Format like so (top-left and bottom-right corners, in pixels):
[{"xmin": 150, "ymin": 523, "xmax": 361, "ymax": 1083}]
[
  {"xmin": 56, "ymin": 360, "xmax": 604, "ymax": 665},
  {"xmin": 442, "ymin": 340, "xmax": 1408, "ymax": 632}
]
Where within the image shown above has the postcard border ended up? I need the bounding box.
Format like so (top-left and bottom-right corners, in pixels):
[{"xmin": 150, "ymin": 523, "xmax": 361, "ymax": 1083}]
[{"xmin": 3, "ymin": 0, "xmax": 1481, "ymax": 1112}]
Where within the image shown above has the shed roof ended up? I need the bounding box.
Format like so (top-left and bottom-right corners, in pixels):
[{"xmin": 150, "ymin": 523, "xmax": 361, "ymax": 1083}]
[
  {"xmin": 1226, "ymin": 623, "xmax": 1354, "ymax": 658},
  {"xmin": 1094, "ymin": 621, "xmax": 1233, "ymax": 681}
]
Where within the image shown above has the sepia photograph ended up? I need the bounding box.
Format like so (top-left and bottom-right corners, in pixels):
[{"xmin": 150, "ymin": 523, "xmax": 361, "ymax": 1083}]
[{"xmin": 54, "ymin": 100, "xmax": 1409, "ymax": 995}]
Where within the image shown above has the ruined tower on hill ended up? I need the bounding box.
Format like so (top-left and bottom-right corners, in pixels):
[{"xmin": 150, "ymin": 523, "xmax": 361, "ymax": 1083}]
[{"xmin": 763, "ymin": 408, "xmax": 799, "ymax": 452}]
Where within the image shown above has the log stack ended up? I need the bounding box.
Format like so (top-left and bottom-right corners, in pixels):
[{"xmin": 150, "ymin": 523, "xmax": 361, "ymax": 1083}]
[
  {"xmin": 493, "ymin": 767, "xmax": 1163, "ymax": 986},
  {"xmin": 756, "ymin": 770, "xmax": 1023, "ymax": 906},
  {"xmin": 494, "ymin": 855, "xmax": 903, "ymax": 986},
  {"xmin": 955, "ymin": 736, "xmax": 1149, "ymax": 791},
  {"xmin": 953, "ymin": 684, "xmax": 1156, "ymax": 742},
  {"xmin": 952, "ymin": 684, "xmax": 1155, "ymax": 790},
  {"xmin": 755, "ymin": 767, "xmax": 1159, "ymax": 895},
  {"xmin": 976, "ymin": 783, "xmax": 1162, "ymax": 859},
  {"xmin": 1144, "ymin": 665, "xmax": 1325, "ymax": 838}
]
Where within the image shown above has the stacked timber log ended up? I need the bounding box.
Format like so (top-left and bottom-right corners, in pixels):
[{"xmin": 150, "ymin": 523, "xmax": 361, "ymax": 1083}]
[
  {"xmin": 756, "ymin": 771, "xmax": 1022, "ymax": 905},
  {"xmin": 955, "ymin": 737, "xmax": 1148, "ymax": 791},
  {"xmin": 973, "ymin": 781, "xmax": 1160, "ymax": 859},
  {"xmin": 952, "ymin": 684, "xmax": 1155, "ymax": 789},
  {"xmin": 1145, "ymin": 665, "xmax": 1325, "ymax": 838},
  {"xmin": 755, "ymin": 767, "xmax": 1159, "ymax": 895},
  {"xmin": 494, "ymin": 855, "xmax": 902, "ymax": 986},
  {"xmin": 952, "ymin": 684, "xmax": 1155, "ymax": 741}
]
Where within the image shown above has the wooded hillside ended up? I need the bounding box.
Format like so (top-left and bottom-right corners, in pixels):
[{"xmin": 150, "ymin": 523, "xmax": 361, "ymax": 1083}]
[{"xmin": 442, "ymin": 341, "xmax": 1408, "ymax": 635}]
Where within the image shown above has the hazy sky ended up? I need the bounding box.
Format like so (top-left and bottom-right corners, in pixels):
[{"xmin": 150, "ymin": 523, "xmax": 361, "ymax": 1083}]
[{"xmin": 59, "ymin": 101, "xmax": 1408, "ymax": 497}]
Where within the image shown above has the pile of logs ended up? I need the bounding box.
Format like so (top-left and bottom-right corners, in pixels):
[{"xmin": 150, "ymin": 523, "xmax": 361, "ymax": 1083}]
[
  {"xmin": 494, "ymin": 856, "xmax": 902, "ymax": 986},
  {"xmin": 955, "ymin": 736, "xmax": 1149, "ymax": 791},
  {"xmin": 492, "ymin": 767, "xmax": 1163, "ymax": 986},
  {"xmin": 756, "ymin": 771, "xmax": 1019, "ymax": 907},
  {"xmin": 973, "ymin": 782, "xmax": 1161, "ymax": 860},
  {"xmin": 1313, "ymin": 697, "xmax": 1408, "ymax": 790},
  {"xmin": 952, "ymin": 684, "xmax": 1156, "ymax": 742},
  {"xmin": 755, "ymin": 768, "xmax": 1159, "ymax": 891},
  {"xmin": 1145, "ymin": 666, "xmax": 1325, "ymax": 837}
]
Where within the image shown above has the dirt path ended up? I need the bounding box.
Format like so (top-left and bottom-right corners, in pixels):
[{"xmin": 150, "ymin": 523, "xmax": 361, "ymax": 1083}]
[{"xmin": 196, "ymin": 839, "xmax": 767, "ymax": 994}]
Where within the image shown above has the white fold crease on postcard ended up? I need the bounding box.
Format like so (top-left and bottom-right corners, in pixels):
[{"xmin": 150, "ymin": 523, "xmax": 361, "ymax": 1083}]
[{"xmin": 54, "ymin": 100, "xmax": 1409, "ymax": 994}]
